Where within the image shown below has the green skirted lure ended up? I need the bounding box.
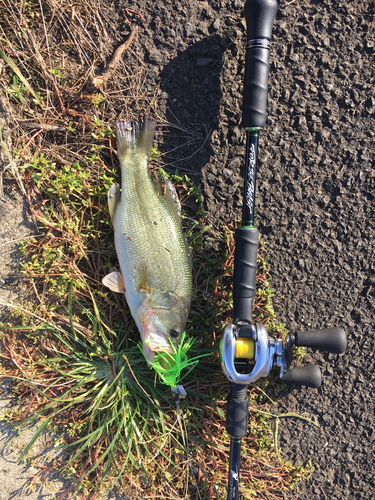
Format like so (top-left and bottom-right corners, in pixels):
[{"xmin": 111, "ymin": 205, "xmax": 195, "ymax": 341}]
[{"xmin": 139, "ymin": 332, "xmax": 206, "ymax": 388}]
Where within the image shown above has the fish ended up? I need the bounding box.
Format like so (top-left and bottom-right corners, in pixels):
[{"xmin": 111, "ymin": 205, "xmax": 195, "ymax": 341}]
[{"xmin": 102, "ymin": 116, "xmax": 192, "ymax": 364}]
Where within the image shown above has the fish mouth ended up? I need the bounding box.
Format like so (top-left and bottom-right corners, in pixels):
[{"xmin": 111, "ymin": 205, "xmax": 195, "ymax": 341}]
[
  {"xmin": 141, "ymin": 341, "xmax": 155, "ymax": 365},
  {"xmin": 137, "ymin": 304, "xmax": 177, "ymax": 364},
  {"xmin": 143, "ymin": 327, "xmax": 175, "ymax": 353},
  {"xmin": 140, "ymin": 325, "xmax": 174, "ymax": 364}
]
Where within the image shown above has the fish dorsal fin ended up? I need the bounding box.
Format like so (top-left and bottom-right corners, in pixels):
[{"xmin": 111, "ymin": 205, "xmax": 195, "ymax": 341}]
[
  {"xmin": 152, "ymin": 171, "xmax": 181, "ymax": 218},
  {"xmin": 102, "ymin": 271, "xmax": 125, "ymax": 293},
  {"xmin": 108, "ymin": 183, "xmax": 121, "ymax": 220}
]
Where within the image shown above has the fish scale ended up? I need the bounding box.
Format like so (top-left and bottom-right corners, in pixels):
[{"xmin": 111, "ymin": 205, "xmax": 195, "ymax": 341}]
[{"xmin": 117, "ymin": 152, "xmax": 189, "ymax": 296}]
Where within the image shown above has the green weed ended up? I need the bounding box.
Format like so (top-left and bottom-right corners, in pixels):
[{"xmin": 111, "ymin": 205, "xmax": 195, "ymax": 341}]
[
  {"xmin": 8, "ymin": 75, "xmax": 28, "ymax": 102},
  {"xmin": 1, "ymin": 301, "xmax": 178, "ymax": 494},
  {"xmin": 91, "ymin": 93, "xmax": 106, "ymax": 108},
  {"xmin": 27, "ymin": 155, "xmax": 90, "ymax": 200},
  {"xmin": 0, "ymin": 48, "xmax": 44, "ymax": 106}
]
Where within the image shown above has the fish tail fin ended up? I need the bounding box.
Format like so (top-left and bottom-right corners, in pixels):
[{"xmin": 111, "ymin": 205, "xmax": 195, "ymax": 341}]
[{"xmin": 116, "ymin": 115, "xmax": 156, "ymax": 162}]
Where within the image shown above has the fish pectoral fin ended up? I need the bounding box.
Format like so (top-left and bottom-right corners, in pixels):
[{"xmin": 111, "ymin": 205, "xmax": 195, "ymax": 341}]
[
  {"xmin": 102, "ymin": 271, "xmax": 125, "ymax": 293},
  {"xmin": 152, "ymin": 171, "xmax": 182, "ymax": 218},
  {"xmin": 108, "ymin": 183, "xmax": 121, "ymax": 220}
]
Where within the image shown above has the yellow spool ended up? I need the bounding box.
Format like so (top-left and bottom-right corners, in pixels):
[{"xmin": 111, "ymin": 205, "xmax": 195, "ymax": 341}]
[{"xmin": 235, "ymin": 337, "xmax": 255, "ymax": 360}]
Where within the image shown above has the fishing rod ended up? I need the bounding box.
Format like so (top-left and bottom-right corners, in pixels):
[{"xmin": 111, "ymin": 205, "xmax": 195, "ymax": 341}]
[{"xmin": 219, "ymin": 1, "xmax": 347, "ymax": 498}]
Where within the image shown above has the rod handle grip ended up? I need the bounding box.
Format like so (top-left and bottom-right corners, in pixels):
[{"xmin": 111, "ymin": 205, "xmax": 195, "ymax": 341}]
[
  {"xmin": 242, "ymin": 0, "xmax": 278, "ymax": 129},
  {"xmin": 226, "ymin": 383, "xmax": 249, "ymax": 438},
  {"xmin": 233, "ymin": 227, "xmax": 259, "ymax": 324},
  {"xmin": 244, "ymin": 0, "xmax": 279, "ymax": 40}
]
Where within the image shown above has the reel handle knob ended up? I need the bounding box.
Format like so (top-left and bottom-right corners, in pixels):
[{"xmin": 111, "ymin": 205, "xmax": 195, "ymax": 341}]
[
  {"xmin": 294, "ymin": 327, "xmax": 347, "ymax": 354},
  {"xmin": 282, "ymin": 365, "xmax": 322, "ymax": 388}
]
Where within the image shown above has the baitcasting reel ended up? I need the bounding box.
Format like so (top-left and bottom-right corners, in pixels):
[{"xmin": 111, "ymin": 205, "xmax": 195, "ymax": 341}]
[
  {"xmin": 220, "ymin": 319, "xmax": 347, "ymax": 500},
  {"xmin": 220, "ymin": 323, "xmax": 347, "ymax": 388}
]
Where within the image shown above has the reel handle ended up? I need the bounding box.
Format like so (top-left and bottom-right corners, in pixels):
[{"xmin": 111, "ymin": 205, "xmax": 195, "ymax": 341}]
[
  {"xmin": 293, "ymin": 327, "xmax": 347, "ymax": 354},
  {"xmin": 242, "ymin": 0, "xmax": 278, "ymax": 129},
  {"xmin": 281, "ymin": 328, "xmax": 347, "ymax": 387}
]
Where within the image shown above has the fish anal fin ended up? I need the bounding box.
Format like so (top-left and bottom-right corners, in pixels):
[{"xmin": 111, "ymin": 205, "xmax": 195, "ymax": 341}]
[
  {"xmin": 102, "ymin": 271, "xmax": 125, "ymax": 293},
  {"xmin": 108, "ymin": 184, "xmax": 121, "ymax": 220},
  {"xmin": 152, "ymin": 171, "xmax": 182, "ymax": 218}
]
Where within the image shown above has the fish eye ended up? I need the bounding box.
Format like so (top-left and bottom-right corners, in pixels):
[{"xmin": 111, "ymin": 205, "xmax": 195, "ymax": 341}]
[{"xmin": 170, "ymin": 329, "xmax": 179, "ymax": 338}]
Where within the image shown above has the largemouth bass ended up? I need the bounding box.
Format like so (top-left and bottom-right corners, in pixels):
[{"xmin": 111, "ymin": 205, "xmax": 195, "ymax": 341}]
[{"xmin": 103, "ymin": 116, "xmax": 192, "ymax": 364}]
